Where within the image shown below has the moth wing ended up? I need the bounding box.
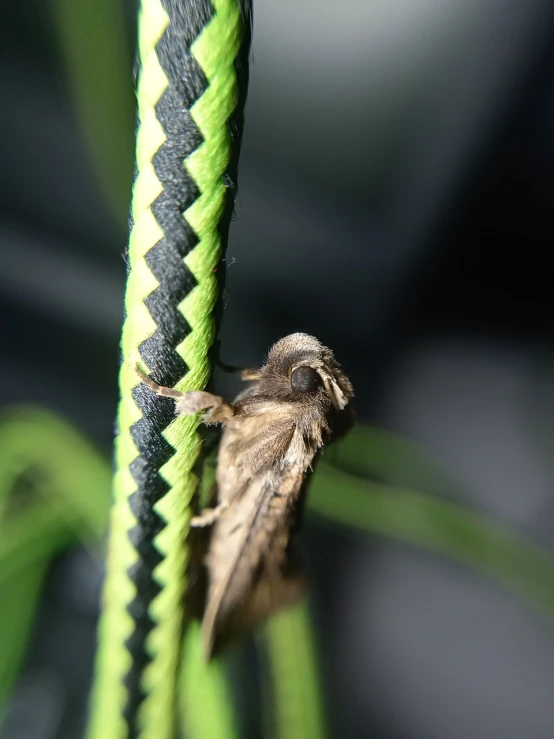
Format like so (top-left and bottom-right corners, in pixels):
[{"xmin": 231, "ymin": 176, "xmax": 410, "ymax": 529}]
[
  {"xmin": 209, "ymin": 547, "xmax": 307, "ymax": 658},
  {"xmin": 202, "ymin": 462, "xmax": 307, "ymax": 658}
]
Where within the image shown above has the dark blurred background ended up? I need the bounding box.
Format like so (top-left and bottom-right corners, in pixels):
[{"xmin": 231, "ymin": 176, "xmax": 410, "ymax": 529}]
[{"xmin": 2, "ymin": 0, "xmax": 554, "ymax": 737}]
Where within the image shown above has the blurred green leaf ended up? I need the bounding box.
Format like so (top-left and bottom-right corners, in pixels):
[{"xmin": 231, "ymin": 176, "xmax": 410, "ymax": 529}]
[
  {"xmin": 326, "ymin": 424, "xmax": 463, "ymax": 495},
  {"xmin": 310, "ymin": 459, "xmax": 554, "ymax": 620},
  {"xmin": 51, "ymin": 0, "xmax": 135, "ymax": 223},
  {"xmin": 0, "ymin": 562, "xmax": 50, "ymax": 713},
  {"xmin": 262, "ymin": 602, "xmax": 327, "ymax": 739},
  {"xmin": 0, "ymin": 502, "xmax": 72, "ymax": 588},
  {"xmin": 0, "ymin": 407, "xmax": 111, "ymax": 538},
  {"xmin": 178, "ymin": 621, "xmax": 239, "ymax": 739},
  {"xmin": 0, "ymin": 408, "xmax": 111, "ymax": 712}
]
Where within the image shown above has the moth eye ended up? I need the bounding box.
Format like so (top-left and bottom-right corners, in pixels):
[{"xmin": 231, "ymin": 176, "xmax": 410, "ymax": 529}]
[{"xmin": 290, "ymin": 366, "xmax": 319, "ymax": 393}]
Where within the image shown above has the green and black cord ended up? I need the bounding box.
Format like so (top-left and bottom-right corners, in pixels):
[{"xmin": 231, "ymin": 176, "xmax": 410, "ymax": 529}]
[{"xmin": 87, "ymin": 1, "xmax": 251, "ymax": 737}]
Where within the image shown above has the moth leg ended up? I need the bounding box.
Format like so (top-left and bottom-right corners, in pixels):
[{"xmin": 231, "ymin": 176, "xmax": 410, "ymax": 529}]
[
  {"xmin": 202, "ymin": 401, "xmax": 236, "ymax": 424},
  {"xmin": 190, "ymin": 501, "xmax": 229, "ymax": 528},
  {"xmin": 135, "ymin": 365, "xmax": 235, "ymax": 420},
  {"xmin": 176, "ymin": 393, "xmax": 231, "ymax": 418},
  {"xmin": 241, "ymin": 368, "xmax": 261, "ymax": 381},
  {"xmin": 135, "ymin": 365, "xmax": 184, "ymax": 400}
]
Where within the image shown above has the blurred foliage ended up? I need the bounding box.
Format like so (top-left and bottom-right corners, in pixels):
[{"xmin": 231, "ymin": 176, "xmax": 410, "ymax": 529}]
[
  {"xmin": 262, "ymin": 602, "xmax": 328, "ymax": 739},
  {"xmin": 51, "ymin": 0, "xmax": 135, "ymax": 225},
  {"xmin": 179, "ymin": 621, "xmax": 239, "ymax": 739},
  {"xmin": 0, "ymin": 409, "xmax": 553, "ymax": 737},
  {"xmin": 0, "ymin": 408, "xmax": 110, "ymax": 710},
  {"xmin": 311, "ymin": 426, "xmax": 554, "ymax": 620}
]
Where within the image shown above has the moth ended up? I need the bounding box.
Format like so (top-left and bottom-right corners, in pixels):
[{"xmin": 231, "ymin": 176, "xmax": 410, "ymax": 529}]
[{"xmin": 135, "ymin": 333, "xmax": 354, "ymax": 658}]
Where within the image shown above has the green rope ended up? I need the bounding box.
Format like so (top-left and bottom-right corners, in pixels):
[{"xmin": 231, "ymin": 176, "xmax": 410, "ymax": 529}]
[{"xmin": 87, "ymin": 1, "xmax": 249, "ymax": 737}]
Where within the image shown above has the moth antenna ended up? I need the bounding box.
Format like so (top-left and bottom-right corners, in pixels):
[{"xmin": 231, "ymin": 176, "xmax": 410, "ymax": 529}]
[{"xmin": 322, "ymin": 376, "xmax": 346, "ymax": 410}]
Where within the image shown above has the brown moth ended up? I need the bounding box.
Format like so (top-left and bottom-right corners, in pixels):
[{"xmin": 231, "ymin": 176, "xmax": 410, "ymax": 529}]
[{"xmin": 135, "ymin": 333, "xmax": 354, "ymax": 658}]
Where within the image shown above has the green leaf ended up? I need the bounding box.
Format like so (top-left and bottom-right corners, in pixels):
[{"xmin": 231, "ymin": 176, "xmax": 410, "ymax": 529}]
[
  {"xmin": 0, "ymin": 407, "xmax": 112, "ymax": 539},
  {"xmin": 0, "ymin": 562, "xmax": 50, "ymax": 714},
  {"xmin": 178, "ymin": 622, "xmax": 239, "ymax": 739},
  {"xmin": 0, "ymin": 407, "xmax": 112, "ymax": 711},
  {"xmin": 261, "ymin": 602, "xmax": 327, "ymax": 739},
  {"xmin": 50, "ymin": 0, "xmax": 134, "ymax": 223},
  {"xmin": 0, "ymin": 501, "xmax": 72, "ymax": 588},
  {"xmin": 326, "ymin": 424, "xmax": 463, "ymax": 495},
  {"xmin": 310, "ymin": 460, "xmax": 554, "ymax": 620}
]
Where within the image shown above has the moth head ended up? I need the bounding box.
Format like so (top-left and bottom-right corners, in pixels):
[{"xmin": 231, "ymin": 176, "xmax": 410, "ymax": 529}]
[{"xmin": 260, "ymin": 333, "xmax": 353, "ymax": 410}]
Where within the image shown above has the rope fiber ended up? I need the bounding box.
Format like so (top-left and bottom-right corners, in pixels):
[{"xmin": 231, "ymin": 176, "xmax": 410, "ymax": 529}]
[{"xmin": 87, "ymin": 1, "xmax": 251, "ymax": 737}]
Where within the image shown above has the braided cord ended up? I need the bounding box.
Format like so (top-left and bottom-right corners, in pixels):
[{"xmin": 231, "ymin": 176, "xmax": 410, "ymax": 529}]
[{"xmin": 87, "ymin": 1, "xmax": 250, "ymax": 738}]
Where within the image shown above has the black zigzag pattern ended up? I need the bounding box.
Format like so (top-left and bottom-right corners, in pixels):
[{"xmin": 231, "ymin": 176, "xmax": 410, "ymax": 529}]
[{"xmin": 122, "ymin": 1, "xmax": 213, "ymax": 734}]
